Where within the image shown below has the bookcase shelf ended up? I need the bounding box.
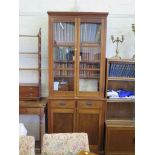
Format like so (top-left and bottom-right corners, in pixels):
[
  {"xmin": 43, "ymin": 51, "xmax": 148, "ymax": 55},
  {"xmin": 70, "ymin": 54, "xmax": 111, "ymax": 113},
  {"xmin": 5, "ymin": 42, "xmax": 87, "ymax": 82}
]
[
  {"xmin": 19, "ymin": 68, "xmax": 39, "ymax": 71},
  {"xmin": 19, "ymin": 28, "xmax": 41, "ymax": 100},
  {"xmin": 108, "ymin": 77, "xmax": 135, "ymax": 81},
  {"xmin": 19, "ymin": 52, "xmax": 39, "ymax": 55}
]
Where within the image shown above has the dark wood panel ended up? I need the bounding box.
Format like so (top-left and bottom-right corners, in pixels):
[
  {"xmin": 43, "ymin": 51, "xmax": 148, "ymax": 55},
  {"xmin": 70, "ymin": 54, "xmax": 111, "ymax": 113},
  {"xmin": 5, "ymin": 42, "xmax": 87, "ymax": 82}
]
[
  {"xmin": 105, "ymin": 121, "xmax": 135, "ymax": 155},
  {"xmin": 77, "ymin": 100, "xmax": 103, "ymax": 151},
  {"xmin": 105, "ymin": 126, "xmax": 135, "ymax": 154},
  {"xmin": 106, "ymin": 102, "xmax": 135, "ymax": 120},
  {"xmin": 53, "ymin": 113, "xmax": 74, "ymax": 133},
  {"xmin": 78, "ymin": 113, "xmax": 99, "ymax": 144}
]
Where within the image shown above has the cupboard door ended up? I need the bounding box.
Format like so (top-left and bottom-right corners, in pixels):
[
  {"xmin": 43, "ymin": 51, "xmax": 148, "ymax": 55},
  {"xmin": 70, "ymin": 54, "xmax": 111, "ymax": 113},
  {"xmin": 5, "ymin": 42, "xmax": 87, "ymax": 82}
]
[
  {"xmin": 48, "ymin": 100, "xmax": 76, "ymax": 133},
  {"xmin": 77, "ymin": 101, "xmax": 103, "ymax": 152},
  {"xmin": 77, "ymin": 18, "xmax": 106, "ymax": 97},
  {"xmin": 49, "ymin": 17, "xmax": 78, "ymax": 97},
  {"xmin": 105, "ymin": 124, "xmax": 135, "ymax": 155}
]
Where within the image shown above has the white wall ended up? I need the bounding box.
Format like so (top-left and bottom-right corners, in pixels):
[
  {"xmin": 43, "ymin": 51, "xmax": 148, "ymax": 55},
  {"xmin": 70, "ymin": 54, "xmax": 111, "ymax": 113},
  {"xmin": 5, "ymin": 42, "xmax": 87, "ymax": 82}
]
[{"xmin": 19, "ymin": 0, "xmax": 135, "ymax": 140}]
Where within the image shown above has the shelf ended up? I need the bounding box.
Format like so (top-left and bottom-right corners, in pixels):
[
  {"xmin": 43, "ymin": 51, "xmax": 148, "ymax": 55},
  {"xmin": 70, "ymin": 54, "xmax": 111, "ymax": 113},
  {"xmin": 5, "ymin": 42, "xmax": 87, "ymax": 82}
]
[
  {"xmin": 107, "ymin": 59, "xmax": 135, "ymax": 63},
  {"xmin": 54, "ymin": 76, "xmax": 74, "ymax": 78},
  {"xmin": 106, "ymin": 98, "xmax": 135, "ymax": 103},
  {"xmin": 19, "ymin": 83, "xmax": 39, "ymax": 86},
  {"xmin": 80, "ymin": 61, "xmax": 100, "ymax": 64},
  {"xmin": 80, "ymin": 76, "xmax": 100, "ymax": 79},
  {"xmin": 19, "ymin": 52, "xmax": 38, "ymax": 55},
  {"xmin": 54, "ymin": 60, "xmax": 74, "ymax": 63},
  {"xmin": 80, "ymin": 42, "xmax": 100, "ymax": 47},
  {"xmin": 54, "ymin": 68, "xmax": 74, "ymax": 71},
  {"xmin": 108, "ymin": 77, "xmax": 135, "ymax": 81},
  {"xmin": 54, "ymin": 41, "xmax": 74, "ymax": 47},
  {"xmin": 80, "ymin": 68, "xmax": 100, "ymax": 71},
  {"xmin": 105, "ymin": 120, "xmax": 135, "ymax": 126},
  {"xmin": 19, "ymin": 68, "xmax": 39, "ymax": 71},
  {"xmin": 19, "ymin": 35, "xmax": 38, "ymax": 37}
]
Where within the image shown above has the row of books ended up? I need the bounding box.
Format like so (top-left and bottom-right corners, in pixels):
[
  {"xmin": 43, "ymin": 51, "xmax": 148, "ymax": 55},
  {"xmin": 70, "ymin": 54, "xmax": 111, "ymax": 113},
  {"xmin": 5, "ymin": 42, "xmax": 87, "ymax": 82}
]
[
  {"xmin": 80, "ymin": 23, "xmax": 101, "ymax": 42},
  {"xmin": 108, "ymin": 63, "xmax": 135, "ymax": 77},
  {"xmin": 54, "ymin": 47, "xmax": 74, "ymax": 61},
  {"xmin": 80, "ymin": 63, "xmax": 100, "ymax": 69},
  {"xmin": 54, "ymin": 23, "xmax": 75, "ymax": 42},
  {"xmin": 54, "ymin": 63, "xmax": 74, "ymax": 76},
  {"xmin": 80, "ymin": 47, "xmax": 100, "ymax": 62}
]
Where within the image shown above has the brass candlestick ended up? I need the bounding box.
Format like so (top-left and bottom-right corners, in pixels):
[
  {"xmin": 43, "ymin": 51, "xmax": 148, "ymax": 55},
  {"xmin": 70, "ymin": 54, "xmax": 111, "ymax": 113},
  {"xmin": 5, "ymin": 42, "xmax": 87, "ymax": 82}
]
[{"xmin": 111, "ymin": 35, "xmax": 124, "ymax": 59}]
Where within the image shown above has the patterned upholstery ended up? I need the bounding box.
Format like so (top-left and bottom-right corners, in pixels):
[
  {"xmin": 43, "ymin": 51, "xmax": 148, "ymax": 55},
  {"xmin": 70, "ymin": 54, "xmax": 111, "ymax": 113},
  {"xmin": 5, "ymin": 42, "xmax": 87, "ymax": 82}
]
[
  {"xmin": 42, "ymin": 133, "xmax": 89, "ymax": 155},
  {"xmin": 19, "ymin": 136, "xmax": 35, "ymax": 155}
]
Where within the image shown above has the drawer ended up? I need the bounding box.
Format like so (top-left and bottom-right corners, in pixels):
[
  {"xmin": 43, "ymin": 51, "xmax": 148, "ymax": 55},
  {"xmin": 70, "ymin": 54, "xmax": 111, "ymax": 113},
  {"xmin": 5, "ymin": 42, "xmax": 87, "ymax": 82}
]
[
  {"xmin": 50, "ymin": 100, "xmax": 75, "ymax": 108},
  {"xmin": 19, "ymin": 86, "xmax": 39, "ymax": 98},
  {"xmin": 105, "ymin": 125, "xmax": 135, "ymax": 154},
  {"xmin": 78, "ymin": 100, "xmax": 102, "ymax": 109},
  {"xmin": 19, "ymin": 107, "xmax": 40, "ymax": 114}
]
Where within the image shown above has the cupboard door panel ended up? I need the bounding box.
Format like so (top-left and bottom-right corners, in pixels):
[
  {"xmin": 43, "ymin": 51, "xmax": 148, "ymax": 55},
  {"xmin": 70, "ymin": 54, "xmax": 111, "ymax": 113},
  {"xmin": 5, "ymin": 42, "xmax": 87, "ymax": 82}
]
[
  {"xmin": 53, "ymin": 109, "xmax": 75, "ymax": 133},
  {"xmin": 77, "ymin": 100, "xmax": 103, "ymax": 152},
  {"xmin": 105, "ymin": 121, "xmax": 135, "ymax": 155}
]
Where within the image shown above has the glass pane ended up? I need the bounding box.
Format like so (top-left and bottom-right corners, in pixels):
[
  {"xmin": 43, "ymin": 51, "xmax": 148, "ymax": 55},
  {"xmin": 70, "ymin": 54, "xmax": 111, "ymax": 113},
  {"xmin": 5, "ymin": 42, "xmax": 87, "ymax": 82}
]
[
  {"xmin": 53, "ymin": 22, "xmax": 75, "ymax": 43},
  {"xmin": 53, "ymin": 22, "xmax": 75, "ymax": 92},
  {"xmin": 53, "ymin": 47, "xmax": 74, "ymax": 91},
  {"xmin": 79, "ymin": 22, "xmax": 101, "ymax": 92},
  {"xmin": 80, "ymin": 23, "xmax": 101, "ymax": 43}
]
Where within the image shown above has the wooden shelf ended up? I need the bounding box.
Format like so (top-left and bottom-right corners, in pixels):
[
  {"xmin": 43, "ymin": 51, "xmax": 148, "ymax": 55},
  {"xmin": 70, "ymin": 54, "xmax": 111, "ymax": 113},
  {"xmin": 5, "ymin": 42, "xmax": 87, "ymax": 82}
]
[
  {"xmin": 106, "ymin": 98, "xmax": 135, "ymax": 103},
  {"xmin": 80, "ymin": 61, "xmax": 100, "ymax": 64},
  {"xmin": 54, "ymin": 76, "xmax": 74, "ymax": 78},
  {"xmin": 54, "ymin": 60, "xmax": 74, "ymax": 63},
  {"xmin": 80, "ymin": 68, "xmax": 100, "ymax": 71},
  {"xmin": 19, "ymin": 83, "xmax": 39, "ymax": 86},
  {"xmin": 105, "ymin": 119, "xmax": 135, "ymax": 127},
  {"xmin": 54, "ymin": 41, "xmax": 74, "ymax": 47},
  {"xmin": 54, "ymin": 68, "xmax": 74, "ymax": 71},
  {"xmin": 19, "ymin": 52, "xmax": 38, "ymax": 54},
  {"xmin": 107, "ymin": 59, "xmax": 135, "ymax": 63},
  {"xmin": 80, "ymin": 76, "xmax": 100, "ymax": 79},
  {"xmin": 80, "ymin": 42, "xmax": 100, "ymax": 47},
  {"xmin": 19, "ymin": 68, "xmax": 39, "ymax": 70},
  {"xmin": 108, "ymin": 77, "xmax": 135, "ymax": 81},
  {"xmin": 19, "ymin": 35, "xmax": 38, "ymax": 37}
]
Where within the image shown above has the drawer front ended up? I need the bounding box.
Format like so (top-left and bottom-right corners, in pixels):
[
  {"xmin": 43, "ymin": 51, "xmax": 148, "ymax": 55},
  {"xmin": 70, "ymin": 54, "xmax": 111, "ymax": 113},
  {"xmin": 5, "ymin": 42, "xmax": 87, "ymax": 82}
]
[
  {"xmin": 19, "ymin": 86, "xmax": 39, "ymax": 98},
  {"xmin": 19, "ymin": 108, "xmax": 40, "ymax": 114},
  {"xmin": 50, "ymin": 100, "xmax": 75, "ymax": 108},
  {"xmin": 78, "ymin": 100, "xmax": 102, "ymax": 109},
  {"xmin": 105, "ymin": 127, "xmax": 135, "ymax": 154}
]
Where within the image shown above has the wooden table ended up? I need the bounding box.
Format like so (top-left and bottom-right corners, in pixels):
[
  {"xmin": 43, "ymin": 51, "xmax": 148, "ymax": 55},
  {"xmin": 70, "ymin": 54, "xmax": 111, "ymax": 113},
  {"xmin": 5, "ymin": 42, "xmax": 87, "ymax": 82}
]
[{"xmin": 19, "ymin": 98, "xmax": 47, "ymax": 152}]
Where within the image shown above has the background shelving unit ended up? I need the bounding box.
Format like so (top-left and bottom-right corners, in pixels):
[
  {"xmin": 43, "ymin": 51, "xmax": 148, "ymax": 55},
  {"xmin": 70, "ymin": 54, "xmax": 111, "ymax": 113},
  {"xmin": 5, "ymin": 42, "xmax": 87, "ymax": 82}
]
[
  {"xmin": 19, "ymin": 28, "xmax": 41, "ymax": 100},
  {"xmin": 104, "ymin": 58, "xmax": 135, "ymax": 155}
]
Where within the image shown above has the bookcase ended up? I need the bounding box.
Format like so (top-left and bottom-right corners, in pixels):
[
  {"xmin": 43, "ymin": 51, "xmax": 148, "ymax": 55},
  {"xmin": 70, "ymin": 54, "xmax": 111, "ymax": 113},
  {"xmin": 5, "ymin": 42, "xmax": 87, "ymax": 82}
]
[
  {"xmin": 19, "ymin": 29, "xmax": 41, "ymax": 100},
  {"xmin": 47, "ymin": 12, "xmax": 108, "ymax": 153},
  {"xmin": 104, "ymin": 59, "xmax": 135, "ymax": 155}
]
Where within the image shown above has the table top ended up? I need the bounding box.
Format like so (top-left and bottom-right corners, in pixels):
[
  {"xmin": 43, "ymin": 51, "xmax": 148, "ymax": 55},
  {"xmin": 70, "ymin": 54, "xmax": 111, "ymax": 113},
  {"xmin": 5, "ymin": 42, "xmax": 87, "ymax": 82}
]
[{"xmin": 19, "ymin": 98, "xmax": 47, "ymax": 108}]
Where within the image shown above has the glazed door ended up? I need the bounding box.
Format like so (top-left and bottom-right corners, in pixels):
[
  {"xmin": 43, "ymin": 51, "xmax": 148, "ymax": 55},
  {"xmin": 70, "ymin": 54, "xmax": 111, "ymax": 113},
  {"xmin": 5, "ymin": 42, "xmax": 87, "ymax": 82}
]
[
  {"xmin": 77, "ymin": 18, "xmax": 105, "ymax": 97},
  {"xmin": 49, "ymin": 17, "xmax": 78, "ymax": 96}
]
